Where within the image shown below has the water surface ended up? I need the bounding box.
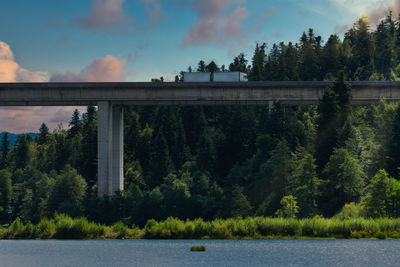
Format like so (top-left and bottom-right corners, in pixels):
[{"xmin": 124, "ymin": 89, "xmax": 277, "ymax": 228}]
[{"xmin": 1, "ymin": 239, "xmax": 400, "ymax": 267}]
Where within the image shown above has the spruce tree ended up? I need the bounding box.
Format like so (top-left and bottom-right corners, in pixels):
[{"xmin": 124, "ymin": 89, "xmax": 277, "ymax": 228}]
[
  {"xmin": 150, "ymin": 127, "xmax": 173, "ymax": 188},
  {"xmin": 38, "ymin": 123, "xmax": 49, "ymax": 145},
  {"xmin": 68, "ymin": 109, "xmax": 82, "ymax": 138},
  {"xmin": 0, "ymin": 169, "xmax": 12, "ymax": 223},
  {"xmin": 0, "ymin": 132, "xmax": 10, "ymax": 169}
]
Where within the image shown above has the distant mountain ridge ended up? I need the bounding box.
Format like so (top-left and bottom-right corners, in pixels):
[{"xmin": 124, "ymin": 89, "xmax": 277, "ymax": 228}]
[{"xmin": 0, "ymin": 132, "xmax": 38, "ymax": 148}]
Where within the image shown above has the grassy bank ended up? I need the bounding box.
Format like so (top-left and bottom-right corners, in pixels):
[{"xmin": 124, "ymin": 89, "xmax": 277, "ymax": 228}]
[{"xmin": 2, "ymin": 215, "xmax": 400, "ymax": 240}]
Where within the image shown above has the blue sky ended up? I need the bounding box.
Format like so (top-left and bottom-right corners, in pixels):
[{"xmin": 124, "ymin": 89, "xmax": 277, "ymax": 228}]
[{"xmin": 0, "ymin": 0, "xmax": 398, "ymax": 132}]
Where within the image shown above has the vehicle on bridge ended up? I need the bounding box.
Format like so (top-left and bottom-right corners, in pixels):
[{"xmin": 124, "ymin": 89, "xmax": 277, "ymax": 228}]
[{"xmin": 183, "ymin": 71, "xmax": 248, "ymax": 82}]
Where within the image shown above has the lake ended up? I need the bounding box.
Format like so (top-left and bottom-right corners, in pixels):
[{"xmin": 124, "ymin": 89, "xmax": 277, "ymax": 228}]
[{"xmin": 1, "ymin": 239, "xmax": 400, "ymax": 266}]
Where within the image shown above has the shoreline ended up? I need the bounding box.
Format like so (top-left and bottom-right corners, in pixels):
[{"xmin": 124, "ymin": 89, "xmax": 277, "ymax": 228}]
[{"xmin": 2, "ymin": 215, "xmax": 400, "ymax": 240}]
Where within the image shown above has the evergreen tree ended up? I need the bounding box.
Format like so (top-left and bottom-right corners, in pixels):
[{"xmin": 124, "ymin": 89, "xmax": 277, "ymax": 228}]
[
  {"xmin": 80, "ymin": 107, "xmax": 98, "ymax": 189},
  {"xmin": 149, "ymin": 127, "xmax": 173, "ymax": 188},
  {"xmin": 0, "ymin": 169, "xmax": 12, "ymax": 223},
  {"xmin": 14, "ymin": 135, "xmax": 32, "ymax": 170},
  {"xmin": 315, "ymin": 72, "xmax": 352, "ymax": 171},
  {"xmin": 38, "ymin": 123, "xmax": 49, "ymax": 145},
  {"xmin": 321, "ymin": 34, "xmax": 341, "ymax": 79},
  {"xmin": 321, "ymin": 148, "xmax": 365, "ymax": 216},
  {"xmin": 0, "ymin": 132, "xmax": 10, "ymax": 169},
  {"xmin": 362, "ymin": 169, "xmax": 390, "ymax": 218},
  {"xmin": 345, "ymin": 17, "xmax": 374, "ymax": 80},
  {"xmin": 229, "ymin": 53, "xmax": 249, "ymax": 73},
  {"xmin": 374, "ymin": 13, "xmax": 395, "ymax": 79},
  {"xmin": 230, "ymin": 185, "xmax": 253, "ymax": 217},
  {"xmin": 205, "ymin": 61, "xmax": 219, "ymax": 72},
  {"xmin": 293, "ymin": 154, "xmax": 322, "ymax": 217},
  {"xmin": 387, "ymin": 104, "xmax": 400, "ymax": 178},
  {"xmin": 249, "ymin": 43, "xmax": 266, "ymax": 81},
  {"xmin": 68, "ymin": 109, "xmax": 82, "ymax": 138},
  {"xmin": 197, "ymin": 60, "xmax": 206, "ymax": 72},
  {"xmin": 47, "ymin": 165, "xmax": 86, "ymax": 216}
]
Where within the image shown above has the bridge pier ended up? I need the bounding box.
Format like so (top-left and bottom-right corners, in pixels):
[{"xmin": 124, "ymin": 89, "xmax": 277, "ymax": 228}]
[{"xmin": 97, "ymin": 101, "xmax": 124, "ymax": 197}]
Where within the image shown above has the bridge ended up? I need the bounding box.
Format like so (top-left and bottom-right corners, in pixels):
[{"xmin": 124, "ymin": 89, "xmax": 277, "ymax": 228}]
[{"xmin": 1, "ymin": 81, "xmax": 400, "ymax": 196}]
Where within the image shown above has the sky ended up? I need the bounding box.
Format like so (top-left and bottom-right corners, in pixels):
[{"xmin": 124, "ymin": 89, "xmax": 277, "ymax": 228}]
[{"xmin": 0, "ymin": 0, "xmax": 399, "ymax": 133}]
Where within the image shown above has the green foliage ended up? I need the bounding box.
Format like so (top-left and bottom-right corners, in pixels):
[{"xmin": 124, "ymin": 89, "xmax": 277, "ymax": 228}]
[
  {"xmin": 229, "ymin": 185, "xmax": 253, "ymax": 217},
  {"xmin": 334, "ymin": 202, "xmax": 363, "ymax": 220},
  {"xmin": 190, "ymin": 245, "xmax": 206, "ymax": 251},
  {"xmin": 292, "ymin": 153, "xmax": 322, "ymax": 217},
  {"xmin": 0, "ymin": 132, "xmax": 10, "ymax": 169},
  {"xmin": 322, "ymin": 148, "xmax": 365, "ymax": 216},
  {"xmin": 275, "ymin": 195, "xmax": 299, "ymax": 218},
  {"xmin": 0, "ymin": 169, "xmax": 12, "ymax": 223},
  {"xmin": 48, "ymin": 165, "xmax": 86, "ymax": 216},
  {"xmin": 362, "ymin": 169, "xmax": 400, "ymax": 218}
]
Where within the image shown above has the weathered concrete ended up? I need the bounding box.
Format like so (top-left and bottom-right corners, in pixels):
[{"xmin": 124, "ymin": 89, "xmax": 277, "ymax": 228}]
[
  {"xmin": 1, "ymin": 81, "xmax": 400, "ymax": 106},
  {"xmin": 2, "ymin": 81, "xmax": 400, "ymax": 196},
  {"xmin": 97, "ymin": 101, "xmax": 124, "ymax": 196}
]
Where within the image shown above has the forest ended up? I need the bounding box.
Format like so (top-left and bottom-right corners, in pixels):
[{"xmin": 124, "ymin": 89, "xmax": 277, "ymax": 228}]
[{"xmin": 2, "ymin": 14, "xmax": 400, "ymax": 229}]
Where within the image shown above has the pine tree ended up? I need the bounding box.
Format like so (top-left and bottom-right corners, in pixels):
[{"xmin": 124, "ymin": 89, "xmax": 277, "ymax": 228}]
[
  {"xmin": 205, "ymin": 61, "xmax": 219, "ymax": 72},
  {"xmin": 0, "ymin": 132, "xmax": 10, "ymax": 169},
  {"xmin": 150, "ymin": 127, "xmax": 173, "ymax": 188},
  {"xmin": 249, "ymin": 43, "xmax": 267, "ymax": 81},
  {"xmin": 229, "ymin": 53, "xmax": 248, "ymax": 73},
  {"xmin": 0, "ymin": 169, "xmax": 12, "ymax": 223},
  {"xmin": 14, "ymin": 135, "xmax": 31, "ymax": 170},
  {"xmin": 321, "ymin": 35, "xmax": 341, "ymax": 79},
  {"xmin": 38, "ymin": 123, "xmax": 49, "ymax": 145},
  {"xmin": 374, "ymin": 14, "xmax": 395, "ymax": 79},
  {"xmin": 197, "ymin": 60, "xmax": 206, "ymax": 72},
  {"xmin": 345, "ymin": 17, "xmax": 374, "ymax": 80},
  {"xmin": 230, "ymin": 185, "xmax": 253, "ymax": 217},
  {"xmin": 321, "ymin": 148, "xmax": 365, "ymax": 216},
  {"xmin": 293, "ymin": 154, "xmax": 322, "ymax": 217},
  {"xmin": 68, "ymin": 109, "xmax": 82, "ymax": 138}
]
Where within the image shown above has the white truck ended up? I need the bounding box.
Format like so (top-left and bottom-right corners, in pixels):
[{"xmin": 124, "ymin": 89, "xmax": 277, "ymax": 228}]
[{"xmin": 183, "ymin": 72, "xmax": 248, "ymax": 82}]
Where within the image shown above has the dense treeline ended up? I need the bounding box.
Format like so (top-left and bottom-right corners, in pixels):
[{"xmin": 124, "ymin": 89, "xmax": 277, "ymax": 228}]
[{"xmin": 2, "ymin": 15, "xmax": 400, "ymax": 227}]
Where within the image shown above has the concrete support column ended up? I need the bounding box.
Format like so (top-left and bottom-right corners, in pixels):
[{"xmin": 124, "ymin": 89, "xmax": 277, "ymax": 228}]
[
  {"xmin": 112, "ymin": 106, "xmax": 124, "ymax": 194},
  {"xmin": 268, "ymin": 100, "xmax": 274, "ymax": 113},
  {"xmin": 97, "ymin": 101, "xmax": 124, "ymax": 197}
]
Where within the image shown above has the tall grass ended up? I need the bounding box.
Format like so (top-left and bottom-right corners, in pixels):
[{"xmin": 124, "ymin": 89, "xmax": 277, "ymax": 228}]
[{"xmin": 3, "ymin": 215, "xmax": 400, "ymax": 239}]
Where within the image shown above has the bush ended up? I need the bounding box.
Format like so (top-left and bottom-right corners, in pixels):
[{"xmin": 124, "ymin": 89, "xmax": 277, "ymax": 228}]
[
  {"xmin": 190, "ymin": 245, "xmax": 206, "ymax": 251},
  {"xmin": 36, "ymin": 218, "xmax": 56, "ymax": 238},
  {"xmin": 111, "ymin": 221, "xmax": 128, "ymax": 239},
  {"xmin": 53, "ymin": 214, "xmax": 104, "ymax": 239}
]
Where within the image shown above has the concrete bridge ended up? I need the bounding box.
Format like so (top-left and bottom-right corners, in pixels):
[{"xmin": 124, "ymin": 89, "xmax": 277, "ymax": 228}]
[{"xmin": 1, "ymin": 81, "xmax": 400, "ymax": 196}]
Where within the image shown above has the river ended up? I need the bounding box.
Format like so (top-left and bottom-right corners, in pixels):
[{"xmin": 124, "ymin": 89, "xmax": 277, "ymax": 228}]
[{"xmin": 1, "ymin": 239, "xmax": 400, "ymax": 266}]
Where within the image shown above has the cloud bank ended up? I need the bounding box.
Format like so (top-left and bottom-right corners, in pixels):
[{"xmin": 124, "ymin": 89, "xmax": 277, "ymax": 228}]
[
  {"xmin": 50, "ymin": 55, "xmax": 127, "ymax": 82},
  {"xmin": 0, "ymin": 41, "xmax": 49, "ymax": 82},
  {"xmin": 367, "ymin": 0, "xmax": 400, "ymax": 26},
  {"xmin": 139, "ymin": 0, "xmax": 164, "ymax": 30},
  {"xmin": 181, "ymin": 0, "xmax": 276, "ymax": 53},
  {"xmin": 75, "ymin": 0, "xmax": 131, "ymax": 31},
  {"xmin": 75, "ymin": 0, "xmax": 164, "ymax": 32},
  {"xmin": 182, "ymin": 0, "xmax": 248, "ymax": 47}
]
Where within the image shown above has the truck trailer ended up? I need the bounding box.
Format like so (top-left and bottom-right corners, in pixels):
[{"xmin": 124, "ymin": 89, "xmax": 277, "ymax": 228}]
[{"xmin": 183, "ymin": 72, "xmax": 248, "ymax": 82}]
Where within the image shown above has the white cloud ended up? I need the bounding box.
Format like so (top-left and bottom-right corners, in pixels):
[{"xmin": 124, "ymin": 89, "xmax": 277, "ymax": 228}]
[
  {"xmin": 0, "ymin": 41, "xmax": 50, "ymax": 82},
  {"xmin": 331, "ymin": 0, "xmax": 393, "ymax": 16},
  {"xmin": 50, "ymin": 55, "xmax": 127, "ymax": 82}
]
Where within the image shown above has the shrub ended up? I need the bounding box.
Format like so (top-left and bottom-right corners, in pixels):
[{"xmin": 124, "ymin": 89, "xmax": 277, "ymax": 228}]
[
  {"xmin": 190, "ymin": 245, "xmax": 206, "ymax": 251},
  {"xmin": 111, "ymin": 221, "xmax": 128, "ymax": 239},
  {"xmin": 36, "ymin": 218, "xmax": 56, "ymax": 238}
]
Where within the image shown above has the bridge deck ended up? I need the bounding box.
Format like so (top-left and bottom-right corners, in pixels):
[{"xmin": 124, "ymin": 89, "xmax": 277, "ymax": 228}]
[{"xmin": 0, "ymin": 81, "xmax": 399, "ymax": 105}]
